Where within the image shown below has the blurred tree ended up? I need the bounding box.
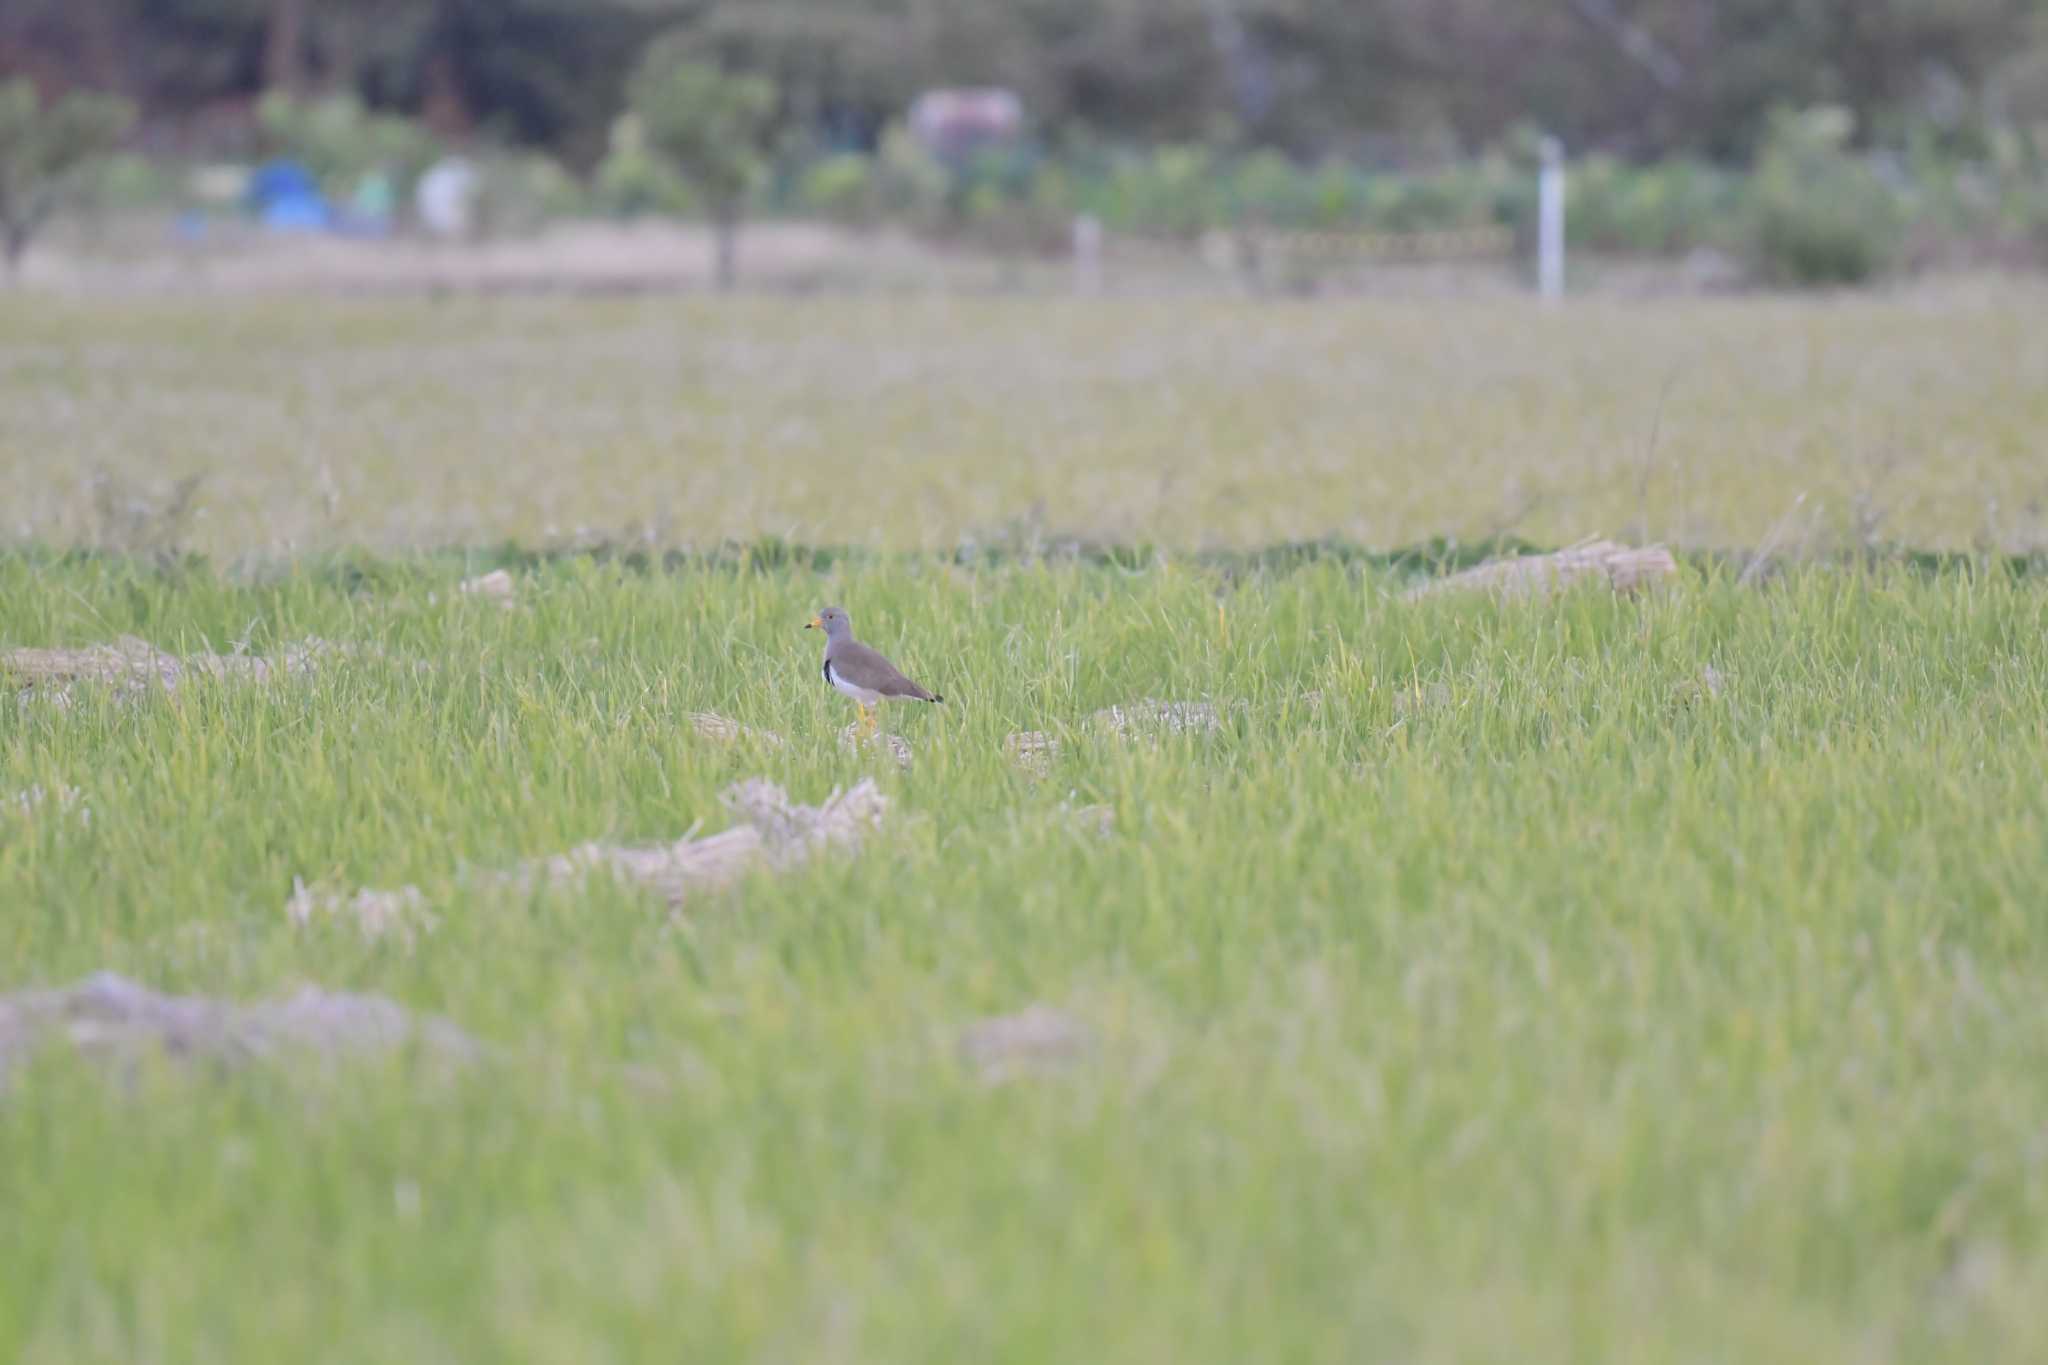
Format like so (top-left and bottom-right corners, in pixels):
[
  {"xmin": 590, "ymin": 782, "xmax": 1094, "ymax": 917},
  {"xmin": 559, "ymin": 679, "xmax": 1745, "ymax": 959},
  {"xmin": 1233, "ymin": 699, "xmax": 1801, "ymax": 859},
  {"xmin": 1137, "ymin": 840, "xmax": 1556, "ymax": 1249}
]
[
  {"xmin": 255, "ymin": 91, "xmax": 440, "ymax": 189},
  {"xmin": 676, "ymin": 3, "xmax": 906, "ymax": 149},
  {"xmin": 263, "ymin": 0, "xmax": 308, "ymax": 96},
  {"xmin": 4, "ymin": 0, "xmax": 2046, "ymax": 164},
  {"xmin": 406, "ymin": 0, "xmax": 655, "ymax": 156},
  {"xmin": 628, "ymin": 34, "xmax": 779, "ymax": 288},
  {"xmin": 0, "ymin": 77, "xmax": 135, "ymax": 274}
]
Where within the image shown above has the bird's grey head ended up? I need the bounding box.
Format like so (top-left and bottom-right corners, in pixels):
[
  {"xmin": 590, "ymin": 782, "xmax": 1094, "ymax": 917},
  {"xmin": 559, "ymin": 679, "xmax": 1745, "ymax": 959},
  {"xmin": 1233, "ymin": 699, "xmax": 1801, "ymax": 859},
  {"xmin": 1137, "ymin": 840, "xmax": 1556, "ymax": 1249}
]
[{"xmin": 807, "ymin": 606, "xmax": 852, "ymax": 640}]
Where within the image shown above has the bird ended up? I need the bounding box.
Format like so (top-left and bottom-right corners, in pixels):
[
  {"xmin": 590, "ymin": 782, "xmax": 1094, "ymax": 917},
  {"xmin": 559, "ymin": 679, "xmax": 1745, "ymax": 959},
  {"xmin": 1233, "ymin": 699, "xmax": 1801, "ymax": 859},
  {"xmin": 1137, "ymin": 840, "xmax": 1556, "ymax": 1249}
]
[{"xmin": 806, "ymin": 606, "xmax": 942, "ymax": 736}]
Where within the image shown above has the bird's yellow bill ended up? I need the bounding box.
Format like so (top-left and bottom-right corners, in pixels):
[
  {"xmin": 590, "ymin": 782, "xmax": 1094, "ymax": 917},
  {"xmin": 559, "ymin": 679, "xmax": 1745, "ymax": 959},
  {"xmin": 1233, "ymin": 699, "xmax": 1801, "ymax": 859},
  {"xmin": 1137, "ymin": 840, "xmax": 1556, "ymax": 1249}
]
[{"xmin": 806, "ymin": 616, "xmax": 823, "ymax": 630}]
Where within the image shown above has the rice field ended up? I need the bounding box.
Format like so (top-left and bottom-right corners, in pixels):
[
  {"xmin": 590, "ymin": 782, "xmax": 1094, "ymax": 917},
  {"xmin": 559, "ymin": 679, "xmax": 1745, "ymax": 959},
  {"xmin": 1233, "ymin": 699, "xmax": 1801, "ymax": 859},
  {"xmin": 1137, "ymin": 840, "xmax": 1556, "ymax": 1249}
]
[{"xmin": 4, "ymin": 286, "xmax": 2048, "ymax": 1363}]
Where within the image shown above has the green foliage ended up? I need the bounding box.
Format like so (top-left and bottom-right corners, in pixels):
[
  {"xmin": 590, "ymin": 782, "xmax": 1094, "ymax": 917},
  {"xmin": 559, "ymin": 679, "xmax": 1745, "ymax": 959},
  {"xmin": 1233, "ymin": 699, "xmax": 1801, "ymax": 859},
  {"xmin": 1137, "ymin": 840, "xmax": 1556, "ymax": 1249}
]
[
  {"xmin": 1744, "ymin": 107, "xmax": 1905, "ymax": 287},
  {"xmin": 0, "ymin": 79, "xmax": 136, "ymax": 270},
  {"xmin": 255, "ymin": 93, "xmax": 440, "ymax": 193},
  {"xmin": 627, "ymin": 38, "xmax": 779, "ymax": 218},
  {"xmin": 592, "ymin": 112, "xmax": 694, "ymax": 218},
  {"xmin": 473, "ymin": 151, "xmax": 587, "ymax": 236},
  {"xmin": 873, "ymin": 119, "xmax": 951, "ymax": 229},
  {"xmin": 1567, "ymin": 156, "xmax": 1742, "ymax": 254},
  {"xmin": 796, "ymin": 152, "xmax": 879, "ymax": 226},
  {"xmin": 10, "ymin": 0, "xmax": 2048, "ymax": 172}
]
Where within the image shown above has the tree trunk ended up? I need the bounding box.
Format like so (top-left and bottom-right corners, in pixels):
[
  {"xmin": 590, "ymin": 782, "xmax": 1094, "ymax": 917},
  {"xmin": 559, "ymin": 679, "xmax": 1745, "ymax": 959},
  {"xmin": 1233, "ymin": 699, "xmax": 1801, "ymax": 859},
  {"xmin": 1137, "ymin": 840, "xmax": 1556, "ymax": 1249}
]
[
  {"xmin": 264, "ymin": 0, "xmax": 309, "ymax": 98},
  {"xmin": 78, "ymin": 0, "xmax": 130, "ymax": 94},
  {"xmin": 3, "ymin": 224, "xmax": 29, "ymax": 283},
  {"xmin": 712, "ymin": 212, "xmax": 739, "ymax": 292},
  {"xmin": 421, "ymin": 51, "xmax": 473, "ymax": 139}
]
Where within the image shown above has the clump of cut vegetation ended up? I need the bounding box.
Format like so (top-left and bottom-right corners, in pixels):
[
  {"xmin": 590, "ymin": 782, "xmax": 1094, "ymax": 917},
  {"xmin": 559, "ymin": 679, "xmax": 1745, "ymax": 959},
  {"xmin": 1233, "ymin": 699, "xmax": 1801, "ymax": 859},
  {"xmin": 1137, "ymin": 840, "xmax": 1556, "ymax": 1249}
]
[
  {"xmin": 0, "ymin": 972, "xmax": 478, "ymax": 1086},
  {"xmin": 290, "ymin": 777, "xmax": 890, "ymax": 942},
  {"xmin": 1403, "ymin": 538, "xmax": 1679, "ymax": 600}
]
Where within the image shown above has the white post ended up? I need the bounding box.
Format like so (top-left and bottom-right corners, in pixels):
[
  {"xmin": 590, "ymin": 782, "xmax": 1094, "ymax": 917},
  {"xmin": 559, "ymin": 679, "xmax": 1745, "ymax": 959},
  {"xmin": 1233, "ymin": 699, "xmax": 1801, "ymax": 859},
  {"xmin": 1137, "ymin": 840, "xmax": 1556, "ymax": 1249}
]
[
  {"xmin": 1073, "ymin": 214, "xmax": 1103, "ymax": 296},
  {"xmin": 1538, "ymin": 137, "xmax": 1566, "ymax": 302}
]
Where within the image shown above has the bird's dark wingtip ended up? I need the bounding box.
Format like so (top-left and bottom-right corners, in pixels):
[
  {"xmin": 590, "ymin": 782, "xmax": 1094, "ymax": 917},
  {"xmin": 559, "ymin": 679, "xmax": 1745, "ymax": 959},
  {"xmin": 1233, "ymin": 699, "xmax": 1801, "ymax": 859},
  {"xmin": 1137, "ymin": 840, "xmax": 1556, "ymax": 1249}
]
[{"xmin": 932, "ymin": 695, "xmax": 945, "ymax": 704}]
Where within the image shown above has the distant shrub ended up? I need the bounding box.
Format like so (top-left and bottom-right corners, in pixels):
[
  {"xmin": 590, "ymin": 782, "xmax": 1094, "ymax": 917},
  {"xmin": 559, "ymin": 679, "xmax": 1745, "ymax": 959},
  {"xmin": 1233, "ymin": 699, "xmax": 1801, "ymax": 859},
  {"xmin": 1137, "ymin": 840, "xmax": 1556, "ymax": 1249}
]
[
  {"xmin": 1568, "ymin": 156, "xmax": 1739, "ymax": 254},
  {"xmin": 592, "ymin": 112, "xmax": 693, "ymax": 218},
  {"xmin": 256, "ymin": 93, "xmax": 438, "ymax": 192},
  {"xmin": 703, "ymin": 109, "xmax": 2048, "ymax": 282},
  {"xmin": 797, "ymin": 153, "xmax": 878, "ymax": 226},
  {"xmin": 1744, "ymin": 107, "xmax": 1904, "ymax": 286},
  {"xmin": 874, "ymin": 121, "xmax": 950, "ymax": 229},
  {"xmin": 474, "ymin": 152, "xmax": 584, "ymax": 237}
]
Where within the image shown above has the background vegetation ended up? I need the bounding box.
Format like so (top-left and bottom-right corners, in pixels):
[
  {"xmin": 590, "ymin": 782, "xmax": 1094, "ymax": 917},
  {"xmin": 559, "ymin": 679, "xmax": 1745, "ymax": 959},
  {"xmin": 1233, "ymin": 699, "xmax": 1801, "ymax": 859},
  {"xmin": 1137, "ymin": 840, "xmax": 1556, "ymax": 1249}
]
[
  {"xmin": 5, "ymin": 1, "xmax": 2048, "ymax": 283},
  {"xmin": 8, "ymin": 0, "xmax": 2048, "ymax": 163}
]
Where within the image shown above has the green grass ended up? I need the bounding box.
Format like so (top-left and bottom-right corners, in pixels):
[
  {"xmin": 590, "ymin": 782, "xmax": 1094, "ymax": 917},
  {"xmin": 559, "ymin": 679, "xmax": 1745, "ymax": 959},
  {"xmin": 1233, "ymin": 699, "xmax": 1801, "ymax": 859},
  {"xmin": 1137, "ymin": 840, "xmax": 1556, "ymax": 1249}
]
[{"xmin": 5, "ymin": 550, "xmax": 2048, "ymax": 1362}]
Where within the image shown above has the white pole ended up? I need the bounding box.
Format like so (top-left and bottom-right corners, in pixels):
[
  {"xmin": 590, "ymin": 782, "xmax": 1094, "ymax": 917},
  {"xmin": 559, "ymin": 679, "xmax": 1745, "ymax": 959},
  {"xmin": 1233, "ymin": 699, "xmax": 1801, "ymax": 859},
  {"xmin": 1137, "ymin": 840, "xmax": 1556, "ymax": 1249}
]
[
  {"xmin": 1538, "ymin": 137, "xmax": 1566, "ymax": 302},
  {"xmin": 1073, "ymin": 214, "xmax": 1103, "ymax": 296}
]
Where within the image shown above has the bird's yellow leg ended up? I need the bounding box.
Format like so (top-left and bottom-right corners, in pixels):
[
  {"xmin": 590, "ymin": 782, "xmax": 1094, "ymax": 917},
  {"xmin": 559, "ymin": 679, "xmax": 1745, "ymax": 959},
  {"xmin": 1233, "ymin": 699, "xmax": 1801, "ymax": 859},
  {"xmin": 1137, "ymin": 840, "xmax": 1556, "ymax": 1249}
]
[{"xmin": 860, "ymin": 703, "xmax": 877, "ymax": 737}]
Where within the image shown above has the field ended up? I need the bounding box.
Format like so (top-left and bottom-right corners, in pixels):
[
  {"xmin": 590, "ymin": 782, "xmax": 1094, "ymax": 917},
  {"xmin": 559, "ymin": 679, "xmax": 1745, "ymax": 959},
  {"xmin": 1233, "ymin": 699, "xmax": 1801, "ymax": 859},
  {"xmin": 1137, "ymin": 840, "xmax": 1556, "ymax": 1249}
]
[
  {"xmin": 4, "ymin": 285, "xmax": 2048, "ymax": 1362},
  {"xmin": 4, "ymin": 281, "xmax": 2047, "ymax": 556}
]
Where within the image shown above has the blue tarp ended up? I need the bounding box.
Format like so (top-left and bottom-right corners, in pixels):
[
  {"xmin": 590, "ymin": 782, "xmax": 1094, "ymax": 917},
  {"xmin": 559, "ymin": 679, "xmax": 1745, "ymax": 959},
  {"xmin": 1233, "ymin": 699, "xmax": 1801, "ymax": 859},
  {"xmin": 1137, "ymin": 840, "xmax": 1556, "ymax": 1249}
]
[{"xmin": 248, "ymin": 159, "xmax": 329, "ymax": 233}]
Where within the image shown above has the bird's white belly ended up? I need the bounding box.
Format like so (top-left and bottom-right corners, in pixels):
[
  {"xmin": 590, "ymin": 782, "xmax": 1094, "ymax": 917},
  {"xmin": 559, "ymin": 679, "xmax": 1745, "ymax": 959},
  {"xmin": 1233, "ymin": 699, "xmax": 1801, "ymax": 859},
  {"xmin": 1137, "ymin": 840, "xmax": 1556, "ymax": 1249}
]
[{"xmin": 825, "ymin": 659, "xmax": 881, "ymax": 705}]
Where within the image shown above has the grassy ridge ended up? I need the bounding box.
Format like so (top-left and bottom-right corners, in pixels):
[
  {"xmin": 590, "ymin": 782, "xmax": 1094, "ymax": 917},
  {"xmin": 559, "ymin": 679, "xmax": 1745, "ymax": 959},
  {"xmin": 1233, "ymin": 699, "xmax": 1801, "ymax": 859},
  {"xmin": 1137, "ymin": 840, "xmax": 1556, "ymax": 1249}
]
[{"xmin": 4, "ymin": 552, "xmax": 2047, "ymax": 1361}]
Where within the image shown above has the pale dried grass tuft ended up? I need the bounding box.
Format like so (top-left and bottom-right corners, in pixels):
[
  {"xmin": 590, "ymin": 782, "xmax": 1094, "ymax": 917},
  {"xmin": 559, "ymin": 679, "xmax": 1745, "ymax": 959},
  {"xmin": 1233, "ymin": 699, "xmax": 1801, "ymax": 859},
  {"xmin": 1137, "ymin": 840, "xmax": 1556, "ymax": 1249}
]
[
  {"xmin": 288, "ymin": 779, "xmax": 889, "ymax": 940},
  {"xmin": 838, "ymin": 725, "xmax": 914, "ymax": 770},
  {"xmin": 0, "ymin": 972, "xmax": 479, "ymax": 1085},
  {"xmin": 458, "ymin": 569, "xmax": 518, "ymax": 606},
  {"xmin": 1391, "ymin": 681, "xmax": 1454, "ymax": 719},
  {"xmin": 528, "ymin": 777, "xmax": 890, "ymax": 902},
  {"xmin": 3, "ymin": 635, "xmax": 391, "ymax": 704},
  {"xmin": 287, "ymin": 880, "xmax": 435, "ymax": 945},
  {"xmin": 1062, "ymin": 803, "xmax": 1116, "ymax": 837},
  {"xmin": 1671, "ymin": 665, "xmax": 1730, "ymax": 709},
  {"xmin": 1091, "ymin": 700, "xmax": 1223, "ymax": 741},
  {"xmin": 7, "ymin": 783, "xmax": 91, "ymax": 826},
  {"xmin": 1004, "ymin": 730, "xmax": 1061, "ymax": 777},
  {"xmin": 958, "ymin": 1004, "xmax": 1092, "ymax": 1084},
  {"xmin": 1405, "ymin": 539, "xmax": 1678, "ymax": 601},
  {"xmin": 690, "ymin": 712, "xmax": 787, "ymax": 748}
]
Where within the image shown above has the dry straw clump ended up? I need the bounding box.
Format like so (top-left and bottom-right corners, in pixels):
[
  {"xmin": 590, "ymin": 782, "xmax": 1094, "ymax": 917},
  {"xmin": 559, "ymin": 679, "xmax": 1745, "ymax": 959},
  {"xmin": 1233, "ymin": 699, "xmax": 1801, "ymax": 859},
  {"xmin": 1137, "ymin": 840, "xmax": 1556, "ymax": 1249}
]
[
  {"xmin": 289, "ymin": 778, "xmax": 889, "ymax": 941},
  {"xmin": 1670, "ymin": 665, "xmax": 1730, "ymax": 709},
  {"xmin": 7, "ymin": 782, "xmax": 91, "ymax": 826},
  {"xmin": 1090, "ymin": 700, "xmax": 1224, "ymax": 741},
  {"xmin": 692, "ymin": 711, "xmax": 909, "ymax": 768},
  {"xmin": 1005, "ymin": 730, "xmax": 1061, "ymax": 777},
  {"xmin": 4, "ymin": 635, "xmax": 398, "ymax": 707},
  {"xmin": 958, "ymin": 1004, "xmax": 1092, "ymax": 1084},
  {"xmin": 528, "ymin": 776, "xmax": 891, "ymax": 904},
  {"xmin": 1405, "ymin": 539, "xmax": 1678, "ymax": 602},
  {"xmin": 1062, "ymin": 803, "xmax": 1116, "ymax": 837},
  {"xmin": 690, "ymin": 711, "xmax": 787, "ymax": 748},
  {"xmin": 458, "ymin": 570, "xmax": 518, "ymax": 606},
  {"xmin": 838, "ymin": 725, "xmax": 914, "ymax": 770},
  {"xmin": 286, "ymin": 881, "xmax": 435, "ymax": 945},
  {"xmin": 0, "ymin": 972, "xmax": 479, "ymax": 1086}
]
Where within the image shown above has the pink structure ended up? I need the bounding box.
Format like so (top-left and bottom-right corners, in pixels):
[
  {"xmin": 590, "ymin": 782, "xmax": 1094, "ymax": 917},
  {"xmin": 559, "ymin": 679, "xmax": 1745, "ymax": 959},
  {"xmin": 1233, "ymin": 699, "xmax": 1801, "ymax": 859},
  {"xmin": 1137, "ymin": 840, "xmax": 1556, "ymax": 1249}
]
[{"xmin": 907, "ymin": 88, "xmax": 1024, "ymax": 168}]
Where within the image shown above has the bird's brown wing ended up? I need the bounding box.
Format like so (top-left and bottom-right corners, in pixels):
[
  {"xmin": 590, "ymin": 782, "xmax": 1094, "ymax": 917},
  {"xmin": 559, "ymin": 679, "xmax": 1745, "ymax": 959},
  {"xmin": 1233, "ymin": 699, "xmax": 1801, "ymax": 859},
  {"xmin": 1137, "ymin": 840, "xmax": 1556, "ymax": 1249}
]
[{"xmin": 831, "ymin": 640, "xmax": 939, "ymax": 701}]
